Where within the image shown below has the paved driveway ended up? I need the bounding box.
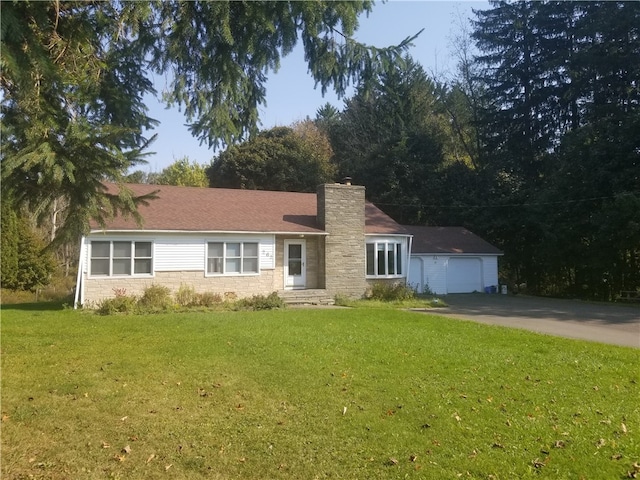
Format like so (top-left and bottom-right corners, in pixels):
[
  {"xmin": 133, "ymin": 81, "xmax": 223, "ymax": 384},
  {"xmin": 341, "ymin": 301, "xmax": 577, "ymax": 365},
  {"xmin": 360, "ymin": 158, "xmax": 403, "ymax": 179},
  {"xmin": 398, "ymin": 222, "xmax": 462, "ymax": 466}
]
[{"xmin": 418, "ymin": 294, "xmax": 640, "ymax": 348}]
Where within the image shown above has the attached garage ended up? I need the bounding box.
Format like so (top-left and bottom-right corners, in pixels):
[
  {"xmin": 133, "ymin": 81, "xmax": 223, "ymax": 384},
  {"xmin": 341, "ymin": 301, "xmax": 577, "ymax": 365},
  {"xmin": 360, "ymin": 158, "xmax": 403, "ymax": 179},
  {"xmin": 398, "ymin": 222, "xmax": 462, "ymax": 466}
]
[{"xmin": 404, "ymin": 226, "xmax": 502, "ymax": 295}]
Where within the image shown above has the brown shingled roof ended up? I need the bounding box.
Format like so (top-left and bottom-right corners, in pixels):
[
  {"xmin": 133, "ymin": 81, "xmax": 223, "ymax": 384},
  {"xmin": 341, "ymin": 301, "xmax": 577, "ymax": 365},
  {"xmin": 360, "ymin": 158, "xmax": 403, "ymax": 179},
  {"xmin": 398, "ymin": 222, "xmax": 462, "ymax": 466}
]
[
  {"xmin": 92, "ymin": 183, "xmax": 407, "ymax": 235},
  {"xmin": 403, "ymin": 226, "xmax": 502, "ymax": 255}
]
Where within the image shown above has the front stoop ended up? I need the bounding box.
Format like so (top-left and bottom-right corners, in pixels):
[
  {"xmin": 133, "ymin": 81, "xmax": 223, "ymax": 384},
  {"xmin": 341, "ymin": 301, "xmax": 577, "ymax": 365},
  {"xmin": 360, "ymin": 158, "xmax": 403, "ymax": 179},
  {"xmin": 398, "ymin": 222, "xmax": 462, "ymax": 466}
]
[{"xmin": 278, "ymin": 289, "xmax": 335, "ymax": 306}]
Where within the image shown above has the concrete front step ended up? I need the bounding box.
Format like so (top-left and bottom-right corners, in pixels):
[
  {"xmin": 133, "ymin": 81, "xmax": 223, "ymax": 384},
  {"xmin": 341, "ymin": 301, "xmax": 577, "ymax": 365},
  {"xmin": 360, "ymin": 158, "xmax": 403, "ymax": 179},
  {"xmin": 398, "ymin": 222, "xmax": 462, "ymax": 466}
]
[{"xmin": 278, "ymin": 289, "xmax": 335, "ymax": 306}]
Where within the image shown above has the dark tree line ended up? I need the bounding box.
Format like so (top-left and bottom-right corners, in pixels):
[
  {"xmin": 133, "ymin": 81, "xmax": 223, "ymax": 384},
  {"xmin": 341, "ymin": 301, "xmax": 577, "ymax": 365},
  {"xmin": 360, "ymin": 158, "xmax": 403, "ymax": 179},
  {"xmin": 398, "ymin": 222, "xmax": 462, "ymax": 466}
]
[
  {"xmin": 469, "ymin": 0, "xmax": 640, "ymax": 299},
  {"xmin": 318, "ymin": 1, "xmax": 639, "ymax": 299}
]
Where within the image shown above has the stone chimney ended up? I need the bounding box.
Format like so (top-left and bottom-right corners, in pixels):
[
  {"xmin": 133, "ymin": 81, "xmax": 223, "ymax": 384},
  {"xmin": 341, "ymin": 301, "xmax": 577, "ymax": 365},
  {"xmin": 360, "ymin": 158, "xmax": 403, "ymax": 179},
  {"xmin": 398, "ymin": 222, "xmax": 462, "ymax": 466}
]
[{"xmin": 317, "ymin": 182, "xmax": 367, "ymax": 297}]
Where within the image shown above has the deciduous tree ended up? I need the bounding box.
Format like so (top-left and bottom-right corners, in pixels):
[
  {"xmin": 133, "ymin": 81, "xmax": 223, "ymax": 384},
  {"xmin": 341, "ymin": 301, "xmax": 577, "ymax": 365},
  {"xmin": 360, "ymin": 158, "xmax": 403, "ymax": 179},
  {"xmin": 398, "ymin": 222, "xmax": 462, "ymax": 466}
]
[
  {"xmin": 207, "ymin": 126, "xmax": 336, "ymax": 192},
  {"xmin": 155, "ymin": 157, "xmax": 209, "ymax": 187}
]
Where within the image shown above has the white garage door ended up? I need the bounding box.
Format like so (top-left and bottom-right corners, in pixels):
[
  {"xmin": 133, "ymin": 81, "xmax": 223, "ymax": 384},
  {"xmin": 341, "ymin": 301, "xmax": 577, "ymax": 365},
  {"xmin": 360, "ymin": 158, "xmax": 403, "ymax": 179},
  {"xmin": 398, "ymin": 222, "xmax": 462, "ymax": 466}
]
[{"xmin": 447, "ymin": 257, "xmax": 482, "ymax": 293}]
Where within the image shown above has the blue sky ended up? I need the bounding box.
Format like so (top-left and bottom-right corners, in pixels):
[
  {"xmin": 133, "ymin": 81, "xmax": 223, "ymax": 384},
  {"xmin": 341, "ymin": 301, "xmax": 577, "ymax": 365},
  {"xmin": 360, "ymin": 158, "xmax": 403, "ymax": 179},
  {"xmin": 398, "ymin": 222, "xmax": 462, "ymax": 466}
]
[{"xmin": 142, "ymin": 1, "xmax": 488, "ymax": 173}]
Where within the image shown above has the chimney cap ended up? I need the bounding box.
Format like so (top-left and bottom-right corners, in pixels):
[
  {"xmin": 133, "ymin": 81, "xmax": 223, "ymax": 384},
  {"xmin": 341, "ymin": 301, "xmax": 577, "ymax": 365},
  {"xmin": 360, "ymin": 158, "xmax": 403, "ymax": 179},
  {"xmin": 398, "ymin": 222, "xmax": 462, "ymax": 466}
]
[{"xmin": 342, "ymin": 176, "xmax": 352, "ymax": 186}]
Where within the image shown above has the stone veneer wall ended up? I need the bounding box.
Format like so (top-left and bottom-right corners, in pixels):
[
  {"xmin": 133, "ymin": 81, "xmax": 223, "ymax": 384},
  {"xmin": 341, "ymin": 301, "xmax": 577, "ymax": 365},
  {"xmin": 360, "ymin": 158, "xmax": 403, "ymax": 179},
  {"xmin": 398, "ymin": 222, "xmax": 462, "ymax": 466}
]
[
  {"xmin": 83, "ymin": 270, "xmax": 278, "ymax": 306},
  {"xmin": 317, "ymin": 183, "xmax": 367, "ymax": 298}
]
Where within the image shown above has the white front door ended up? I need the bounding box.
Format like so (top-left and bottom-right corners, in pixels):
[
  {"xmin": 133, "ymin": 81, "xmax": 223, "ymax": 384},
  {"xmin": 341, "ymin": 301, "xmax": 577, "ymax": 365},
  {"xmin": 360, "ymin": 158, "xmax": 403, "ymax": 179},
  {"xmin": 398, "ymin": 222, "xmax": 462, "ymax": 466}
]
[{"xmin": 284, "ymin": 240, "xmax": 306, "ymax": 289}]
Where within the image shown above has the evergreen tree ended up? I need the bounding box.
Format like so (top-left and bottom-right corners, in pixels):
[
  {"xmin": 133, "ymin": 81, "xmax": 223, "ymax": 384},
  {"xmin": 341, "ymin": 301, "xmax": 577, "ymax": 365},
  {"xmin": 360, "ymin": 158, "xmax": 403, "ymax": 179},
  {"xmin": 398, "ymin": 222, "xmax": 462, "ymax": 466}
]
[
  {"xmin": 0, "ymin": 197, "xmax": 57, "ymax": 291},
  {"xmin": 1, "ymin": 196, "xmax": 19, "ymax": 289},
  {"xmin": 15, "ymin": 217, "xmax": 57, "ymax": 292},
  {"xmin": 329, "ymin": 57, "xmax": 459, "ymax": 224},
  {"xmin": 1, "ymin": 1, "xmax": 418, "ymax": 245},
  {"xmin": 470, "ymin": 0, "xmax": 640, "ymax": 297}
]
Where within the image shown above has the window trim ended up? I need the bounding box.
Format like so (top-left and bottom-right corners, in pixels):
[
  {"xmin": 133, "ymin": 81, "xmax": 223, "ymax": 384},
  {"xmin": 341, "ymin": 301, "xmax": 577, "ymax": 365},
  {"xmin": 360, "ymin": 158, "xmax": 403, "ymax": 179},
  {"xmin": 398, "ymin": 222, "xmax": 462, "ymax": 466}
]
[
  {"xmin": 206, "ymin": 240, "xmax": 260, "ymax": 276},
  {"xmin": 89, "ymin": 240, "xmax": 154, "ymax": 277},
  {"xmin": 366, "ymin": 240, "xmax": 404, "ymax": 278}
]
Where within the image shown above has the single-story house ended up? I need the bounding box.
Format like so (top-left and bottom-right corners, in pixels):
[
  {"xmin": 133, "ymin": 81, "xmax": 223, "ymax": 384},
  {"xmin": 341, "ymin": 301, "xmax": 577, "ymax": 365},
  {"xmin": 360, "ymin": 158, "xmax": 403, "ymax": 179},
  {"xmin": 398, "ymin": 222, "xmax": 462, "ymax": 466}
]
[
  {"xmin": 404, "ymin": 226, "xmax": 503, "ymax": 295},
  {"xmin": 75, "ymin": 181, "xmax": 412, "ymax": 307}
]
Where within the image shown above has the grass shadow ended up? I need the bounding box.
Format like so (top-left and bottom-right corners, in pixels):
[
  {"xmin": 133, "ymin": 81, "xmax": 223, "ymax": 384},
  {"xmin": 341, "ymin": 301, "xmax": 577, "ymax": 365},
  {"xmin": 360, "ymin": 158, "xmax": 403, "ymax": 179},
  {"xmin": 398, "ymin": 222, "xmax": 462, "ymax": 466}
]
[{"xmin": 0, "ymin": 301, "xmax": 69, "ymax": 312}]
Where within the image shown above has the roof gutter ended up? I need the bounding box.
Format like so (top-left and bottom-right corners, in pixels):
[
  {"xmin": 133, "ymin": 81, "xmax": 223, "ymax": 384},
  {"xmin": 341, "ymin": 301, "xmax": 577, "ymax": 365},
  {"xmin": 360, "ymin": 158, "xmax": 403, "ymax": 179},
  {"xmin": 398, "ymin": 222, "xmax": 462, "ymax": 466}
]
[{"xmin": 88, "ymin": 229, "xmax": 329, "ymax": 236}]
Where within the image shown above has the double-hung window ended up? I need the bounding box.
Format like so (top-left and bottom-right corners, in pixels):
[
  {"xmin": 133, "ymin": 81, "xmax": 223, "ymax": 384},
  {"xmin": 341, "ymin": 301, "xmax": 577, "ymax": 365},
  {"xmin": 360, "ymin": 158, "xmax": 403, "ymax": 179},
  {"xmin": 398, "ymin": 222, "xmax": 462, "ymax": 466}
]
[
  {"xmin": 207, "ymin": 241, "xmax": 259, "ymax": 275},
  {"xmin": 90, "ymin": 241, "xmax": 153, "ymax": 276},
  {"xmin": 366, "ymin": 241, "xmax": 403, "ymax": 277}
]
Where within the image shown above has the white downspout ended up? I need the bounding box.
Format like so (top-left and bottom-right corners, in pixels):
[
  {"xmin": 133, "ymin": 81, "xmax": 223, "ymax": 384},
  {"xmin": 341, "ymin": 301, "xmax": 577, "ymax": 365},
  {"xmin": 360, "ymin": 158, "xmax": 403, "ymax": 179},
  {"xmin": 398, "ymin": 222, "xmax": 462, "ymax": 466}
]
[
  {"xmin": 74, "ymin": 236, "xmax": 86, "ymax": 309},
  {"xmin": 406, "ymin": 235, "xmax": 413, "ymax": 285}
]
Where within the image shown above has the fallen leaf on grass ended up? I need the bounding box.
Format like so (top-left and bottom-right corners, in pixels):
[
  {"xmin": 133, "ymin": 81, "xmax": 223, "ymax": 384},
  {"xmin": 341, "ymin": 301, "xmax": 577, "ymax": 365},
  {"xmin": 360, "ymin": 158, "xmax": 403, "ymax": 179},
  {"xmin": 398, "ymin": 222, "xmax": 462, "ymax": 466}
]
[
  {"xmin": 114, "ymin": 455, "xmax": 126, "ymax": 462},
  {"xmin": 102, "ymin": 442, "xmax": 111, "ymax": 449},
  {"xmin": 410, "ymin": 454, "xmax": 418, "ymax": 462},
  {"xmin": 146, "ymin": 453, "xmax": 156, "ymax": 464},
  {"xmin": 2, "ymin": 414, "xmax": 9, "ymax": 422},
  {"xmin": 388, "ymin": 457, "xmax": 399, "ymax": 466},
  {"xmin": 621, "ymin": 423, "xmax": 628, "ymax": 434},
  {"xmin": 122, "ymin": 445, "xmax": 131, "ymax": 454},
  {"xmin": 165, "ymin": 464, "xmax": 173, "ymax": 471},
  {"xmin": 596, "ymin": 438, "xmax": 606, "ymax": 449},
  {"xmin": 532, "ymin": 458, "xmax": 546, "ymax": 469},
  {"xmin": 554, "ymin": 440, "xmax": 566, "ymax": 449}
]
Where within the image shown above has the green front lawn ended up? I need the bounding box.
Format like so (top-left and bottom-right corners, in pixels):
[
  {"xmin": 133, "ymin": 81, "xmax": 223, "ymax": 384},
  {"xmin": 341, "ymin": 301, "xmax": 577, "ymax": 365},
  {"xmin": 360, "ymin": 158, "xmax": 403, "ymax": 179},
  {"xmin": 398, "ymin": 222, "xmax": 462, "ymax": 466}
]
[{"xmin": 2, "ymin": 305, "xmax": 639, "ymax": 479}]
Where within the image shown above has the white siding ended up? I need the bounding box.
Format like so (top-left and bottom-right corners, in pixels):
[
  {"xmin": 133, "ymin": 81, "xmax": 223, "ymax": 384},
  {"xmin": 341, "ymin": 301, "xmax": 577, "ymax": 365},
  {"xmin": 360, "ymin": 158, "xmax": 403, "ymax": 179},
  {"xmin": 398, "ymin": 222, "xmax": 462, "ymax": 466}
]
[
  {"xmin": 155, "ymin": 237, "xmax": 205, "ymax": 271},
  {"xmin": 409, "ymin": 257, "xmax": 423, "ymax": 292},
  {"xmin": 483, "ymin": 256, "xmax": 499, "ymax": 290},
  {"xmin": 260, "ymin": 239, "xmax": 275, "ymax": 269},
  {"xmin": 84, "ymin": 233, "xmax": 276, "ymax": 273},
  {"xmin": 158, "ymin": 234, "xmax": 276, "ymax": 271},
  {"xmin": 424, "ymin": 256, "xmax": 448, "ymax": 295}
]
